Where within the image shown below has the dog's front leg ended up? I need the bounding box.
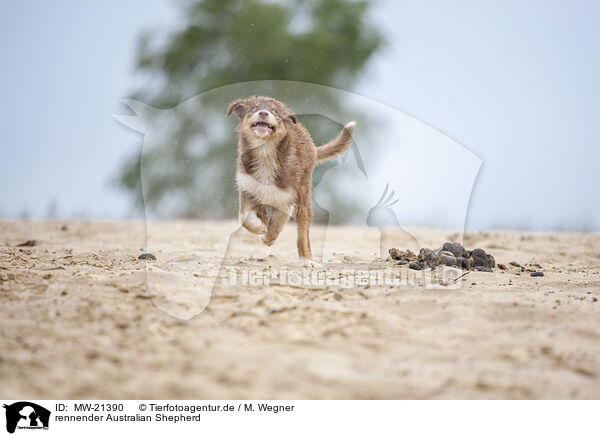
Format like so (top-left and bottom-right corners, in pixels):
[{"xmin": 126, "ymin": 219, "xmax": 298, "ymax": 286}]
[
  {"xmin": 239, "ymin": 192, "xmax": 267, "ymax": 234},
  {"xmin": 261, "ymin": 207, "xmax": 290, "ymax": 246}
]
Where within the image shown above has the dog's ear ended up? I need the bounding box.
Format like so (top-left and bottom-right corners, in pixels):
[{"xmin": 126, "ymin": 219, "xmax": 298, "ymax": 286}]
[
  {"xmin": 227, "ymin": 99, "xmax": 248, "ymax": 119},
  {"xmin": 288, "ymin": 114, "xmax": 298, "ymax": 124}
]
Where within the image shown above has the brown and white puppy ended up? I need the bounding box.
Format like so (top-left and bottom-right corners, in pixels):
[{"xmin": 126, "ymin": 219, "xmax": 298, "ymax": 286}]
[{"xmin": 227, "ymin": 95, "xmax": 355, "ymax": 265}]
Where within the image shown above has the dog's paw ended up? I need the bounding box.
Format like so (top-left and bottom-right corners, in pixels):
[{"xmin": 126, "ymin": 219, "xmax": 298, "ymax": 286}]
[
  {"xmin": 243, "ymin": 222, "xmax": 266, "ymax": 235},
  {"xmin": 239, "ymin": 210, "xmax": 266, "ymax": 234},
  {"xmin": 301, "ymin": 258, "xmax": 324, "ymax": 269},
  {"xmin": 261, "ymin": 234, "xmax": 275, "ymax": 246}
]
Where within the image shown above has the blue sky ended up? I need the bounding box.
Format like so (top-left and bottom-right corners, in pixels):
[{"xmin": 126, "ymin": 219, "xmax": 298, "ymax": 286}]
[{"xmin": 1, "ymin": 0, "xmax": 599, "ymax": 230}]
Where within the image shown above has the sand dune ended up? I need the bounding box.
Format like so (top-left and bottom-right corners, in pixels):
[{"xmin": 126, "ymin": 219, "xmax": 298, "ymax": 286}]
[{"xmin": 1, "ymin": 220, "xmax": 599, "ymax": 399}]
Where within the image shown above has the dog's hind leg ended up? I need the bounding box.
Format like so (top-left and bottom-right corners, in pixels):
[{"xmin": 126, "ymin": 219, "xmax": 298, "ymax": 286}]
[
  {"xmin": 295, "ymin": 192, "xmax": 316, "ymax": 264},
  {"xmin": 261, "ymin": 207, "xmax": 290, "ymax": 246}
]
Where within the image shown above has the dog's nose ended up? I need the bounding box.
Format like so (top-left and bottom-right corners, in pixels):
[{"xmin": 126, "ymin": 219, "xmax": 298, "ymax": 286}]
[{"xmin": 257, "ymin": 110, "xmax": 269, "ymax": 117}]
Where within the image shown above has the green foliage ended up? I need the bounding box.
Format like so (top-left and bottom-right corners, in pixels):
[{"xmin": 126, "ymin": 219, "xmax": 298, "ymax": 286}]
[{"xmin": 117, "ymin": 0, "xmax": 383, "ymax": 219}]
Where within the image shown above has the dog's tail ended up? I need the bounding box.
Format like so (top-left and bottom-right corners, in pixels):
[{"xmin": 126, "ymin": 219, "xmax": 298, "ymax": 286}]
[{"xmin": 316, "ymin": 121, "xmax": 355, "ymax": 164}]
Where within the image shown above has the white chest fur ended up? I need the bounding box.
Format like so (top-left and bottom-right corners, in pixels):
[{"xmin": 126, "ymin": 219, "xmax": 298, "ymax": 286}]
[
  {"xmin": 237, "ymin": 139, "xmax": 296, "ymax": 214},
  {"xmin": 251, "ymin": 140, "xmax": 279, "ymax": 184}
]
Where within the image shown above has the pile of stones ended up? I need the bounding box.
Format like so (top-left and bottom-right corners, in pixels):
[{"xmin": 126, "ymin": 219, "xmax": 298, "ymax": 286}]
[{"xmin": 389, "ymin": 242, "xmax": 496, "ymax": 272}]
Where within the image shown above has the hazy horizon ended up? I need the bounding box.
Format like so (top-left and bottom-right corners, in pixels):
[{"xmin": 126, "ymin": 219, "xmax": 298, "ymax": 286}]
[{"xmin": 1, "ymin": 1, "xmax": 599, "ymax": 231}]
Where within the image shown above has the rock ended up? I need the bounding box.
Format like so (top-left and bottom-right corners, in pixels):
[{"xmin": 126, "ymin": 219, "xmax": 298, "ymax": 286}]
[
  {"xmin": 396, "ymin": 259, "xmax": 408, "ymax": 266},
  {"xmin": 498, "ymin": 264, "xmax": 507, "ymax": 270},
  {"xmin": 509, "ymin": 261, "xmax": 521, "ymax": 268},
  {"xmin": 470, "ymin": 248, "xmax": 488, "ymax": 266},
  {"xmin": 456, "ymin": 257, "xmax": 470, "ymax": 269},
  {"xmin": 439, "ymin": 254, "xmax": 457, "ymax": 266},
  {"xmin": 530, "ymin": 271, "xmax": 544, "ymax": 277},
  {"xmin": 442, "ymin": 242, "xmax": 468, "ymax": 258},
  {"xmin": 418, "ymin": 248, "xmax": 437, "ymax": 267},
  {"xmin": 389, "ymin": 248, "xmax": 416, "ymax": 261},
  {"xmin": 138, "ymin": 253, "xmax": 157, "ymax": 261},
  {"xmin": 16, "ymin": 240, "xmax": 37, "ymax": 247},
  {"xmin": 468, "ymin": 248, "xmax": 496, "ymax": 270},
  {"xmin": 408, "ymin": 262, "xmax": 422, "ymax": 270}
]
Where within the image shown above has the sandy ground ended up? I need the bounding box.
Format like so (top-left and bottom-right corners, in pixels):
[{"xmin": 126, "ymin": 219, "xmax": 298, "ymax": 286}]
[{"xmin": 1, "ymin": 219, "xmax": 599, "ymax": 399}]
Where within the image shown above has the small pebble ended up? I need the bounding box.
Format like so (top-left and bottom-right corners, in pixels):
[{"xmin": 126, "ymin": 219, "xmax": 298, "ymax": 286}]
[
  {"xmin": 16, "ymin": 240, "xmax": 37, "ymax": 247},
  {"xmin": 530, "ymin": 271, "xmax": 544, "ymax": 277},
  {"xmin": 138, "ymin": 253, "xmax": 157, "ymax": 261}
]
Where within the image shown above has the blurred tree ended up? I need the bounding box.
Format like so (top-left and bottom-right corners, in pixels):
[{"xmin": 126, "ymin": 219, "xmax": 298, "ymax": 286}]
[{"xmin": 117, "ymin": 0, "xmax": 383, "ymax": 220}]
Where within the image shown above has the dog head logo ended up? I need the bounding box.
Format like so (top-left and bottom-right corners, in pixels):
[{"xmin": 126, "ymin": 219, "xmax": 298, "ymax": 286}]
[{"xmin": 3, "ymin": 402, "xmax": 50, "ymax": 433}]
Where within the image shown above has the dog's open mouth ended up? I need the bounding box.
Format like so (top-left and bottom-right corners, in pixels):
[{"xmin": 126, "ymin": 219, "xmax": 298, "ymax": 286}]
[{"xmin": 251, "ymin": 121, "xmax": 274, "ymax": 134}]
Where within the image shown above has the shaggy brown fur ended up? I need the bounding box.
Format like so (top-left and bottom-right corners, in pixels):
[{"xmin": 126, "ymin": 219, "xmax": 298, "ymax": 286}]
[{"xmin": 227, "ymin": 95, "xmax": 355, "ymax": 264}]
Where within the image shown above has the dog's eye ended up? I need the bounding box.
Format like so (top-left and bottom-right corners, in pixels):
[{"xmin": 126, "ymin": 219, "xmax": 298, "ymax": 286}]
[
  {"xmin": 251, "ymin": 107, "xmax": 257, "ymax": 112},
  {"xmin": 272, "ymin": 109, "xmax": 278, "ymax": 115}
]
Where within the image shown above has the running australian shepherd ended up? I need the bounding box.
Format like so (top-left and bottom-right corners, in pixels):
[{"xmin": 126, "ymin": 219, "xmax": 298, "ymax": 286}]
[{"xmin": 227, "ymin": 96, "xmax": 355, "ymax": 265}]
